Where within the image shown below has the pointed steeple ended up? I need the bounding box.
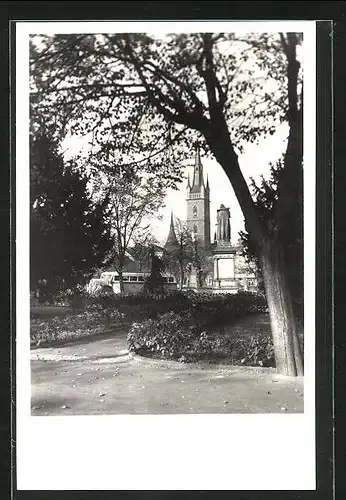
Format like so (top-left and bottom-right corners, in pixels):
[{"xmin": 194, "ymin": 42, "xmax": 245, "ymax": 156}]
[
  {"xmin": 164, "ymin": 211, "xmax": 179, "ymax": 251},
  {"xmin": 206, "ymin": 174, "xmax": 210, "ymax": 189},
  {"xmin": 187, "ymin": 174, "xmax": 191, "ymax": 189},
  {"xmin": 191, "ymin": 143, "xmax": 204, "ymax": 193}
]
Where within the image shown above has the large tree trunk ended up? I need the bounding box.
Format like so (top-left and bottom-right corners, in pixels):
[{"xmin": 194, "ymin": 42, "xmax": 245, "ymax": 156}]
[
  {"xmin": 259, "ymin": 240, "xmax": 304, "ymax": 376},
  {"xmin": 206, "ymin": 124, "xmax": 303, "ymax": 376}
]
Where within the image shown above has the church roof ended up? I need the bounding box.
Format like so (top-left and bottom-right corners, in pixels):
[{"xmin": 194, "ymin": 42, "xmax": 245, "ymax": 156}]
[
  {"xmin": 190, "ymin": 144, "xmax": 205, "ymax": 193},
  {"xmin": 164, "ymin": 212, "xmax": 179, "ymax": 251}
]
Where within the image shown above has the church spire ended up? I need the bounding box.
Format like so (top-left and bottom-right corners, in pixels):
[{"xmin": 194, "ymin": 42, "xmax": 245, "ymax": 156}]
[
  {"xmin": 164, "ymin": 211, "xmax": 179, "ymax": 251},
  {"xmin": 191, "ymin": 143, "xmax": 204, "ymax": 193}
]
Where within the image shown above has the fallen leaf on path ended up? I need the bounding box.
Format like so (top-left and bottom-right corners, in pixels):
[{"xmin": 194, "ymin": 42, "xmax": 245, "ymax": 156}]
[
  {"xmin": 181, "ymin": 381, "xmax": 186, "ymax": 383},
  {"xmin": 77, "ymin": 373, "xmax": 82, "ymax": 376},
  {"xmin": 267, "ymin": 391, "xmax": 271, "ymax": 395},
  {"xmin": 223, "ymin": 400, "xmax": 228, "ymax": 404},
  {"xmin": 280, "ymin": 407, "xmax": 287, "ymax": 411},
  {"xmin": 32, "ymin": 405, "xmax": 42, "ymax": 410},
  {"xmin": 98, "ymin": 392, "xmax": 107, "ymax": 397},
  {"xmin": 61, "ymin": 405, "xmax": 70, "ymax": 409}
]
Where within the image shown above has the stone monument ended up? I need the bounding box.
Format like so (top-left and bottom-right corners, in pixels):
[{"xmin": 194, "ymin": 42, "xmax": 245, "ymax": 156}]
[{"xmin": 212, "ymin": 204, "xmax": 238, "ymax": 294}]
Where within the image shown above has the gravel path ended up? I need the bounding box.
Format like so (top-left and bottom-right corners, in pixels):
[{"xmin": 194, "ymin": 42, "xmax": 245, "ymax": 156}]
[{"xmin": 31, "ymin": 331, "xmax": 304, "ymax": 415}]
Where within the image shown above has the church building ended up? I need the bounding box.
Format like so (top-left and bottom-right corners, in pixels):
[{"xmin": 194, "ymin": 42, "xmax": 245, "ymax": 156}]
[{"xmin": 164, "ymin": 144, "xmax": 258, "ymax": 294}]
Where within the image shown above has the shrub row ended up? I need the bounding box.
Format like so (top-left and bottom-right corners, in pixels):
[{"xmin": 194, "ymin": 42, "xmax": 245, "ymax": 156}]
[{"xmin": 87, "ymin": 290, "xmax": 268, "ymax": 326}]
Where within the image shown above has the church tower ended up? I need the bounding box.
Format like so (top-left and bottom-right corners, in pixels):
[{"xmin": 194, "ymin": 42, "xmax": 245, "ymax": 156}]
[{"xmin": 186, "ymin": 144, "xmax": 211, "ymax": 247}]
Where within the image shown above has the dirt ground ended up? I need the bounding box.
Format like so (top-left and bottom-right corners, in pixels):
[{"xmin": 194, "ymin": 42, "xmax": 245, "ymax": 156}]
[{"xmin": 31, "ymin": 331, "xmax": 304, "ymax": 415}]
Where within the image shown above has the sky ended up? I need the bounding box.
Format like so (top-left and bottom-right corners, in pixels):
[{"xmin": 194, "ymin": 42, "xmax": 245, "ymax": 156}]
[
  {"xmin": 152, "ymin": 123, "xmax": 289, "ymax": 246},
  {"xmin": 62, "ymin": 122, "xmax": 288, "ymax": 247}
]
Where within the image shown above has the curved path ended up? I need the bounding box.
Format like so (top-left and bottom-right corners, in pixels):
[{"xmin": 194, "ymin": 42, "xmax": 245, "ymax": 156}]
[{"xmin": 31, "ymin": 330, "xmax": 304, "ymax": 415}]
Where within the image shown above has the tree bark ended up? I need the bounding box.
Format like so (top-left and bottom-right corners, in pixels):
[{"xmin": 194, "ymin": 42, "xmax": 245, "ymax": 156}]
[
  {"xmin": 118, "ymin": 268, "xmax": 125, "ymax": 294},
  {"xmin": 179, "ymin": 265, "xmax": 184, "ymax": 291},
  {"xmin": 259, "ymin": 240, "xmax": 304, "ymax": 376}
]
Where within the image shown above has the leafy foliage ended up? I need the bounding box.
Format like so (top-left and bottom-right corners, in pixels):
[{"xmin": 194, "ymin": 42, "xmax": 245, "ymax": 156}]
[
  {"xmin": 93, "ymin": 163, "xmax": 166, "ymax": 286},
  {"xmin": 239, "ymin": 158, "xmax": 303, "ymax": 314},
  {"xmin": 127, "ymin": 311, "xmax": 275, "ymax": 366},
  {"xmin": 162, "ymin": 217, "xmax": 195, "ymax": 288},
  {"xmin": 30, "ymin": 133, "xmax": 113, "ymax": 293},
  {"xmin": 30, "ymin": 308, "xmax": 126, "ymax": 347},
  {"xmin": 29, "ymin": 32, "xmax": 296, "ymax": 168}
]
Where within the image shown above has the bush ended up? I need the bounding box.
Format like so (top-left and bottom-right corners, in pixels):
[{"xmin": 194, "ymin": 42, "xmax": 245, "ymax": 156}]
[
  {"xmin": 127, "ymin": 312, "xmax": 198, "ymax": 359},
  {"xmin": 127, "ymin": 311, "xmax": 275, "ymax": 367},
  {"xmin": 31, "ymin": 308, "xmax": 126, "ymax": 347}
]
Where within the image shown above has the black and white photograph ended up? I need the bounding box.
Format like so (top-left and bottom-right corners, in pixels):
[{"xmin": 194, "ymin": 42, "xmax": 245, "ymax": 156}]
[{"xmin": 16, "ymin": 20, "xmax": 317, "ymax": 490}]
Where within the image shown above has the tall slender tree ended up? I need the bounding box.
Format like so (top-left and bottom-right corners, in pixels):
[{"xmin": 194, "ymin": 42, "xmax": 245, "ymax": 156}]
[
  {"xmin": 92, "ymin": 162, "xmax": 166, "ymax": 293},
  {"xmin": 163, "ymin": 217, "xmax": 194, "ymax": 290}
]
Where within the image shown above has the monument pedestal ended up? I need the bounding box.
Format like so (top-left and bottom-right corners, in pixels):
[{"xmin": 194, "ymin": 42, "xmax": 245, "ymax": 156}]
[{"xmin": 212, "ymin": 242, "xmax": 238, "ymax": 294}]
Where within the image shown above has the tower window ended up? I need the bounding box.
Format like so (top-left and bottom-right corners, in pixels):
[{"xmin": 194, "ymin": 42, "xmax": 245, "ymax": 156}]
[
  {"xmin": 193, "ymin": 225, "xmax": 198, "ymax": 233},
  {"xmin": 193, "ymin": 205, "xmax": 198, "ymax": 217}
]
